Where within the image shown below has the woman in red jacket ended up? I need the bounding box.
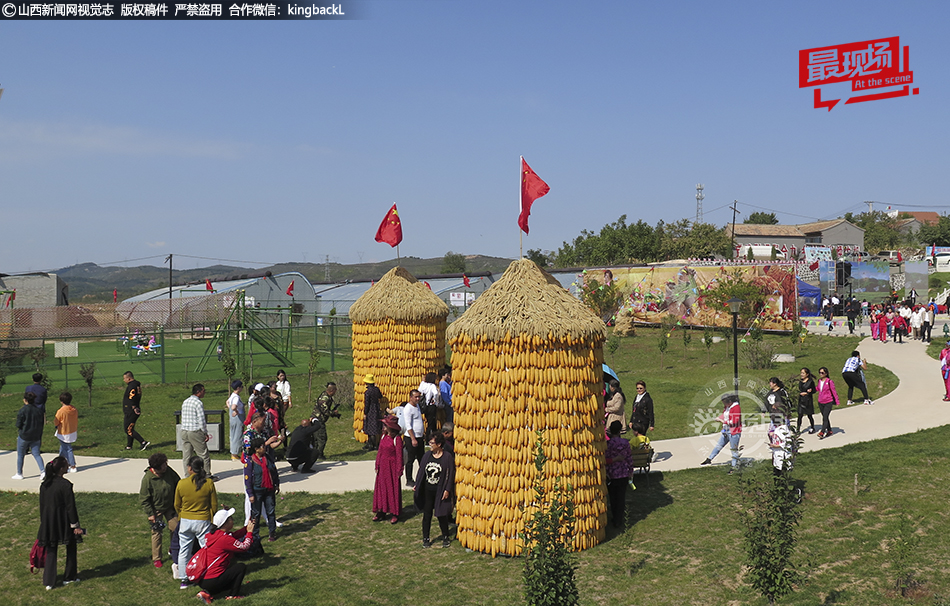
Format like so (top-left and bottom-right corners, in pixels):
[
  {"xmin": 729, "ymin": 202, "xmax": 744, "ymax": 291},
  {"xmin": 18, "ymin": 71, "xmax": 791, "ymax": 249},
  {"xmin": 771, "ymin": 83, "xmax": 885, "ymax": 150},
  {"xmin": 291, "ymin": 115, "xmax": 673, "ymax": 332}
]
[{"xmin": 196, "ymin": 508, "xmax": 256, "ymax": 603}]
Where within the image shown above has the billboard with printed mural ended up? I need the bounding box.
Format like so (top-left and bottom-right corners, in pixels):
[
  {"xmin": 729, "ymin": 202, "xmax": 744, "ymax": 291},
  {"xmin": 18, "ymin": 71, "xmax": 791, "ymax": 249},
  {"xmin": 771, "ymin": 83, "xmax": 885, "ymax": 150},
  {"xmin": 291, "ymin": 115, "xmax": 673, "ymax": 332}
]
[{"xmin": 584, "ymin": 264, "xmax": 797, "ymax": 331}]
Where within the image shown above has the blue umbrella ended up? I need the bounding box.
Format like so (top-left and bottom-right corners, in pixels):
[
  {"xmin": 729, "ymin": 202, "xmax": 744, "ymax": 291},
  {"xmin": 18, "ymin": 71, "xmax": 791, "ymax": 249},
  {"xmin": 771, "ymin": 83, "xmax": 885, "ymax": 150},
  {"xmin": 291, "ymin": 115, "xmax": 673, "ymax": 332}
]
[{"xmin": 602, "ymin": 363, "xmax": 619, "ymax": 383}]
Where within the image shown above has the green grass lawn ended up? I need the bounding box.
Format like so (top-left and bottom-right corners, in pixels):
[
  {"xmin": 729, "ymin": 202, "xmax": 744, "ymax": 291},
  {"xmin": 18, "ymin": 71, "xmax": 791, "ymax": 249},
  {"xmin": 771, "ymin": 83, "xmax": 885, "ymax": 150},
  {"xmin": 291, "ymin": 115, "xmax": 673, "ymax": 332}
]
[
  {"xmin": 0, "ymin": 328, "xmax": 899, "ymax": 458},
  {"xmin": 2, "ymin": 426, "xmax": 950, "ymax": 605},
  {"xmin": 0, "ymin": 328, "xmax": 354, "ymax": 393}
]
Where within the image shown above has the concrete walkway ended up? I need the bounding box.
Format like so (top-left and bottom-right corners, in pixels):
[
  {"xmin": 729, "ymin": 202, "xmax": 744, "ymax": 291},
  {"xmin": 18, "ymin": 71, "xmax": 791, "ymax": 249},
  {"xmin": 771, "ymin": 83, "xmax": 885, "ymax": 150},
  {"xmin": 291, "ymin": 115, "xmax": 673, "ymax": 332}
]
[{"xmin": 1, "ymin": 332, "xmax": 945, "ymax": 494}]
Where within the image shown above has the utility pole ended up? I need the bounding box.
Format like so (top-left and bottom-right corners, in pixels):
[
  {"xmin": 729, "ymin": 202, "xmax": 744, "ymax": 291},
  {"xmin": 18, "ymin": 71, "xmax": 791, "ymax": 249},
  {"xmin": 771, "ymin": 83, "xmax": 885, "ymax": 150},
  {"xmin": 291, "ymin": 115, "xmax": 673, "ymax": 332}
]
[
  {"xmin": 695, "ymin": 183, "xmax": 705, "ymax": 224},
  {"xmin": 730, "ymin": 201, "xmax": 739, "ymax": 258},
  {"xmin": 864, "ymin": 200, "xmax": 874, "ymax": 214},
  {"xmin": 165, "ymin": 253, "xmax": 173, "ymax": 321},
  {"xmin": 165, "ymin": 254, "xmax": 173, "ymax": 299},
  {"xmin": 325, "ymin": 255, "xmax": 330, "ymax": 281}
]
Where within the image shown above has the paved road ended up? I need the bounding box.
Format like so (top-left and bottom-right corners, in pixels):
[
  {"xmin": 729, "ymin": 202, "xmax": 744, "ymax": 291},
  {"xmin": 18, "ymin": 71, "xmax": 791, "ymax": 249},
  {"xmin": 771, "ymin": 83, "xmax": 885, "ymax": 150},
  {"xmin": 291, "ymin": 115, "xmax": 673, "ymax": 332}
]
[{"xmin": 1, "ymin": 333, "xmax": 944, "ymax": 494}]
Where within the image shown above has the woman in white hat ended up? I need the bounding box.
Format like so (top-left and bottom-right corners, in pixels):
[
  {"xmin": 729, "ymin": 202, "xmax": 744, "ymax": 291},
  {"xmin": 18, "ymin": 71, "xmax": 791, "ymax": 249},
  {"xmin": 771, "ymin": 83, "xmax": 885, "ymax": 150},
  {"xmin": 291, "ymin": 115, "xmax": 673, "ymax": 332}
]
[{"xmin": 195, "ymin": 508, "xmax": 257, "ymax": 603}]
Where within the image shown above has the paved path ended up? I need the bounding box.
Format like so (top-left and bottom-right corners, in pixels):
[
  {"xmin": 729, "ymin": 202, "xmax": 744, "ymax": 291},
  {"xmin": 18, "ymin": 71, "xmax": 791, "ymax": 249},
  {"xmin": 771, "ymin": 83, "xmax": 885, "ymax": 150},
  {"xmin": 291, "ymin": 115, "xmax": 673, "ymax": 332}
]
[{"xmin": 1, "ymin": 332, "xmax": 945, "ymax": 494}]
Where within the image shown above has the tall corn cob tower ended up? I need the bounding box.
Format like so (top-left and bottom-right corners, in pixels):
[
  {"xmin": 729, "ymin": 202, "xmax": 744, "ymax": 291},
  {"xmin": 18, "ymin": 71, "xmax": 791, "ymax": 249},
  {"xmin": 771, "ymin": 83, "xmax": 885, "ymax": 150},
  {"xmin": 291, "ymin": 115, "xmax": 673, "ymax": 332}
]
[
  {"xmin": 349, "ymin": 267, "xmax": 449, "ymax": 443},
  {"xmin": 447, "ymin": 259, "xmax": 608, "ymax": 556}
]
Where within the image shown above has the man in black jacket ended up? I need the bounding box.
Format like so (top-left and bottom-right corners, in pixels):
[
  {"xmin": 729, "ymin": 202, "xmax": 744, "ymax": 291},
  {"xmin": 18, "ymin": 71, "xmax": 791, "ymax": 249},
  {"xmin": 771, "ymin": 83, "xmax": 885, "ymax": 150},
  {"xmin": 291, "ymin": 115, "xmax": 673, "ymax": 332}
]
[
  {"xmin": 287, "ymin": 419, "xmax": 322, "ymax": 473},
  {"xmin": 15, "ymin": 392, "xmax": 45, "ymax": 480}
]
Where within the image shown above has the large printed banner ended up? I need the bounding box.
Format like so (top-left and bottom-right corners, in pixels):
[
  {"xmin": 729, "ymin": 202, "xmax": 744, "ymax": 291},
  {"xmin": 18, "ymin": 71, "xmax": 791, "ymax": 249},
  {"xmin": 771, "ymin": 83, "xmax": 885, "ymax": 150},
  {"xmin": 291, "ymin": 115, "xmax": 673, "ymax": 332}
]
[
  {"xmin": 587, "ymin": 265, "xmax": 796, "ymax": 330},
  {"xmin": 818, "ymin": 260, "xmax": 891, "ymax": 294}
]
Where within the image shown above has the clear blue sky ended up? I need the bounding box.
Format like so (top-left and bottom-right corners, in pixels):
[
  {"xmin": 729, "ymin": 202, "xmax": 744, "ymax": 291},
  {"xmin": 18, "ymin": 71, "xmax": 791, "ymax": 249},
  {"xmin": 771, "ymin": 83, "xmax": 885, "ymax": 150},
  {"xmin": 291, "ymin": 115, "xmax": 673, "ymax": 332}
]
[{"xmin": 1, "ymin": 1, "xmax": 946, "ymax": 273}]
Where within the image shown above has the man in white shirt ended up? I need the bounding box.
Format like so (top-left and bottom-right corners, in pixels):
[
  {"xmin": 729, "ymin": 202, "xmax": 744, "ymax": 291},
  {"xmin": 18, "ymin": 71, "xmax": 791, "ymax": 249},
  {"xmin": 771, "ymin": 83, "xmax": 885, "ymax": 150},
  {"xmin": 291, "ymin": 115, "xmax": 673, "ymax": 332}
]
[
  {"xmin": 401, "ymin": 390, "xmax": 425, "ymax": 487},
  {"xmin": 180, "ymin": 384, "xmax": 211, "ymax": 476}
]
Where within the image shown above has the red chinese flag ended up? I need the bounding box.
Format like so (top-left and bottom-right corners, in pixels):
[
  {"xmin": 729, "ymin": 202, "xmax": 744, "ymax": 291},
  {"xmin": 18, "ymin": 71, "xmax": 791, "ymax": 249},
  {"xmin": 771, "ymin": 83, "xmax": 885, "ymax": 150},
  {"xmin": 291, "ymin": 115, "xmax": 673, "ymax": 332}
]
[
  {"xmin": 205, "ymin": 279, "xmax": 213, "ymax": 291},
  {"xmin": 113, "ymin": 288, "xmax": 117, "ymax": 303},
  {"xmin": 897, "ymin": 251, "xmax": 903, "ymax": 262},
  {"xmin": 375, "ymin": 204, "xmax": 403, "ymax": 247},
  {"xmin": 518, "ymin": 157, "xmax": 550, "ymax": 235},
  {"xmin": 424, "ymin": 281, "xmax": 432, "ymax": 290},
  {"xmin": 463, "ymin": 274, "xmax": 471, "ymax": 288},
  {"xmin": 286, "ymin": 280, "xmax": 295, "ymax": 296}
]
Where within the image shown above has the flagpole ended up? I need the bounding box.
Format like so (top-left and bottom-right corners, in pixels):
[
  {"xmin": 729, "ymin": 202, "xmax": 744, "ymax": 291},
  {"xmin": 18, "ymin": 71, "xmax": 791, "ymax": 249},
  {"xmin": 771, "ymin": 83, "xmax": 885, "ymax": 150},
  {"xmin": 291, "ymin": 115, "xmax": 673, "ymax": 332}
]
[
  {"xmin": 519, "ymin": 155, "xmax": 523, "ymax": 259},
  {"xmin": 396, "ymin": 244, "xmax": 400, "ymax": 262}
]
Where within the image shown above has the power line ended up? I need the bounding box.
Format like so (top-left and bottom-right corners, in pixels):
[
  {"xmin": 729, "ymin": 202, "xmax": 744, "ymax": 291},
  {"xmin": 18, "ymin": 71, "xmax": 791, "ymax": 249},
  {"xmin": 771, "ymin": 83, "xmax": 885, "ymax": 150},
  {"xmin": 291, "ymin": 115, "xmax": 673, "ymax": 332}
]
[{"xmin": 176, "ymin": 254, "xmax": 282, "ymax": 266}]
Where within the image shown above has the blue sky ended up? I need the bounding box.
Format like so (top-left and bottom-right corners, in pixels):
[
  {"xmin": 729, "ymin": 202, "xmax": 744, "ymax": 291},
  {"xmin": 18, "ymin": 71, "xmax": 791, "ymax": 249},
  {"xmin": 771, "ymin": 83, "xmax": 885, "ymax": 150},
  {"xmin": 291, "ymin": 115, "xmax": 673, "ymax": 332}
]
[{"xmin": 1, "ymin": 1, "xmax": 947, "ymax": 273}]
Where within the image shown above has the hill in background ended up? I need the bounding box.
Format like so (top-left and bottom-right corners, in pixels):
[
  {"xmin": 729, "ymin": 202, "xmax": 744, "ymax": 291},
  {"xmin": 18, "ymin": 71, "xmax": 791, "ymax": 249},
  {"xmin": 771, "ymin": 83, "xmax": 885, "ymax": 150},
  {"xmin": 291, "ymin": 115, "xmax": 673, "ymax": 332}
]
[{"xmin": 55, "ymin": 255, "xmax": 515, "ymax": 302}]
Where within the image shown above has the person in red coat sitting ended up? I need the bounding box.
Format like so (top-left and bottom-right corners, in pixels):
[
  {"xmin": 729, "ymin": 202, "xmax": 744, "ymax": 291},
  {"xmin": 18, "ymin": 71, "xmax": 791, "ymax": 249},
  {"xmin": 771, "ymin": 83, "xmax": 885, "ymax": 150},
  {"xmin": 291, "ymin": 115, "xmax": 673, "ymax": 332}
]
[{"xmin": 196, "ymin": 508, "xmax": 256, "ymax": 603}]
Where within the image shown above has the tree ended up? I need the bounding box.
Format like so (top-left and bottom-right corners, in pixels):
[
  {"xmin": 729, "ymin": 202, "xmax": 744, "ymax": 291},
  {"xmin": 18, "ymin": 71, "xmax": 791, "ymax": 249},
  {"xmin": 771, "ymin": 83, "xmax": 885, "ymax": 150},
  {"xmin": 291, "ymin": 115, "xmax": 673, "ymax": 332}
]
[
  {"xmin": 657, "ymin": 219, "xmax": 733, "ymax": 260},
  {"xmin": 521, "ymin": 430, "xmax": 579, "ymax": 606},
  {"xmin": 580, "ymin": 278, "xmax": 620, "ymax": 322},
  {"xmin": 705, "ymin": 270, "xmax": 770, "ymax": 327},
  {"xmin": 554, "ymin": 215, "xmax": 659, "ymax": 267},
  {"xmin": 918, "ymin": 214, "xmax": 950, "ymax": 247},
  {"xmin": 843, "ymin": 211, "xmax": 916, "ymax": 252},
  {"xmin": 744, "ymin": 211, "xmax": 779, "ymax": 225},
  {"xmin": 307, "ymin": 345, "xmax": 321, "ymax": 404},
  {"xmin": 78, "ymin": 363, "xmax": 96, "ymax": 408},
  {"xmin": 441, "ymin": 251, "xmax": 467, "ymax": 273},
  {"xmin": 525, "ymin": 249, "xmax": 553, "ymax": 268},
  {"xmin": 740, "ymin": 463, "xmax": 803, "ymax": 606}
]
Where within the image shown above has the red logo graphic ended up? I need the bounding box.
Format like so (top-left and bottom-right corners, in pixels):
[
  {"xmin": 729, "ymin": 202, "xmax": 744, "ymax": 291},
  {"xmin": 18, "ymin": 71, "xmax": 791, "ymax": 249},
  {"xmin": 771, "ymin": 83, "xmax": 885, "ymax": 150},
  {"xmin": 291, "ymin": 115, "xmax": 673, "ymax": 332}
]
[{"xmin": 799, "ymin": 36, "xmax": 918, "ymax": 111}]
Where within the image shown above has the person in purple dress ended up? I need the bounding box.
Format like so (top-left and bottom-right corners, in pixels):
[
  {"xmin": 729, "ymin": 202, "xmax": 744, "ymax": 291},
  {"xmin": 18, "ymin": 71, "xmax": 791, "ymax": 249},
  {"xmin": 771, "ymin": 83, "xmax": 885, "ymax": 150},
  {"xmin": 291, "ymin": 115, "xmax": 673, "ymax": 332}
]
[
  {"xmin": 372, "ymin": 416, "xmax": 404, "ymax": 524},
  {"xmin": 604, "ymin": 420, "xmax": 634, "ymax": 529}
]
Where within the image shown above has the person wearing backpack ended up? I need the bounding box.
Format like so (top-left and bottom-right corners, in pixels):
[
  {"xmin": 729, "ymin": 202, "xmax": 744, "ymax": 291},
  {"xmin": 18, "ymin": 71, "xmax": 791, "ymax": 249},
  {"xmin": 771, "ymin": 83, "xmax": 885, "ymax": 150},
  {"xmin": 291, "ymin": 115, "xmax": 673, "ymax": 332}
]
[{"xmin": 194, "ymin": 508, "xmax": 256, "ymax": 603}]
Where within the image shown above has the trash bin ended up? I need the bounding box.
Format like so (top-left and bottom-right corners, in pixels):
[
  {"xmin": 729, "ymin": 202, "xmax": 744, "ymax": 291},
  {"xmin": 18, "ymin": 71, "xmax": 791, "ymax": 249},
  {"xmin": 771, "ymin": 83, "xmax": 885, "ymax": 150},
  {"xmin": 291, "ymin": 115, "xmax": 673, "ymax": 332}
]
[{"xmin": 174, "ymin": 410, "xmax": 226, "ymax": 452}]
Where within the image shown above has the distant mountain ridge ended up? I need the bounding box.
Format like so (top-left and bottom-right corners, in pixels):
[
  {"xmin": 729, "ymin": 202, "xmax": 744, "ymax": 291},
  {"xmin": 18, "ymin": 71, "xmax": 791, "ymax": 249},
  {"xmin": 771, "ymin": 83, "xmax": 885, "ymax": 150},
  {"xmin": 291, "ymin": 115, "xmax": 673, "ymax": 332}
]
[{"xmin": 53, "ymin": 255, "xmax": 515, "ymax": 302}]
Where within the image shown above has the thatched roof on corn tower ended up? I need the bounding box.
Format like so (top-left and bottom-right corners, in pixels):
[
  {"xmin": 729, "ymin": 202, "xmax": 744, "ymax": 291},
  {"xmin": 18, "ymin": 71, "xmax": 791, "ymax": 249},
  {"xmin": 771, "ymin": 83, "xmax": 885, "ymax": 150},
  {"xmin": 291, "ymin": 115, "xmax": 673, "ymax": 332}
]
[
  {"xmin": 447, "ymin": 258, "xmax": 606, "ymax": 342},
  {"xmin": 448, "ymin": 258, "xmax": 609, "ymax": 557},
  {"xmin": 350, "ymin": 266, "xmax": 449, "ymax": 323},
  {"xmin": 350, "ymin": 266, "xmax": 448, "ymax": 443}
]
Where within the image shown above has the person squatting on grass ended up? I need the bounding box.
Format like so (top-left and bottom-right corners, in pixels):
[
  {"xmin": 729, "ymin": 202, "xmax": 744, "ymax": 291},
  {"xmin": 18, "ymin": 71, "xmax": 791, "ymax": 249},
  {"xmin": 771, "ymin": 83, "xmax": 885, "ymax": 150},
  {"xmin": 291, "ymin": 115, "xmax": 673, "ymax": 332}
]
[
  {"xmin": 195, "ymin": 508, "xmax": 257, "ymax": 603},
  {"xmin": 700, "ymin": 393, "xmax": 742, "ymax": 472},
  {"xmin": 140, "ymin": 452, "xmax": 181, "ymax": 569},
  {"xmin": 53, "ymin": 392, "xmax": 79, "ymax": 473}
]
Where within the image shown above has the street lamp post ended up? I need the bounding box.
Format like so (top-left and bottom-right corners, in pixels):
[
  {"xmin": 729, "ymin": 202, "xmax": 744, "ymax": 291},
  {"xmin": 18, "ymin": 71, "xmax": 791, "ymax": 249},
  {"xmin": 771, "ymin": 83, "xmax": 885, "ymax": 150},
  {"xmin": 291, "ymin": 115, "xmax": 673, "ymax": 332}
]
[{"xmin": 727, "ymin": 297, "xmax": 744, "ymax": 398}]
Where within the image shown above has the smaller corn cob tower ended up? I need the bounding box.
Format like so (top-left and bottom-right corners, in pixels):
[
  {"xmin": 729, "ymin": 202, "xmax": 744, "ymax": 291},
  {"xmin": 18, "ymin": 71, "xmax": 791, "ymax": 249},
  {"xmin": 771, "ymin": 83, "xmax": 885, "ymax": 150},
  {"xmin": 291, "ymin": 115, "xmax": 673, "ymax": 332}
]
[
  {"xmin": 447, "ymin": 258, "xmax": 608, "ymax": 556},
  {"xmin": 350, "ymin": 267, "xmax": 449, "ymax": 443}
]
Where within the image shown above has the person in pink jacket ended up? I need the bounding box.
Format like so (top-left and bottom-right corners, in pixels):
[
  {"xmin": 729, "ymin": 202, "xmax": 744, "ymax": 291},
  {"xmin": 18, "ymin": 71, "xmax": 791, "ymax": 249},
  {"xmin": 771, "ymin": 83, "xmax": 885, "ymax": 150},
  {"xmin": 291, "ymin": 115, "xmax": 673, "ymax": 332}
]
[
  {"xmin": 700, "ymin": 393, "xmax": 742, "ymax": 472},
  {"xmin": 940, "ymin": 341, "xmax": 950, "ymax": 401},
  {"xmin": 816, "ymin": 367, "xmax": 839, "ymax": 438}
]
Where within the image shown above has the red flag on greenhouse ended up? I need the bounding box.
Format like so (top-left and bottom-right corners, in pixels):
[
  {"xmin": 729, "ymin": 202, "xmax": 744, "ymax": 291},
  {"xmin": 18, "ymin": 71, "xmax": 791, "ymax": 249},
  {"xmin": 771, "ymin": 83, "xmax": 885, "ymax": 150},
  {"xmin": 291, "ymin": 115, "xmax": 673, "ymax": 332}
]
[
  {"xmin": 205, "ymin": 279, "xmax": 213, "ymax": 291},
  {"xmin": 286, "ymin": 280, "xmax": 295, "ymax": 296},
  {"xmin": 375, "ymin": 204, "xmax": 403, "ymax": 247},
  {"xmin": 518, "ymin": 157, "xmax": 550, "ymax": 235},
  {"xmin": 463, "ymin": 274, "xmax": 471, "ymax": 288},
  {"xmin": 113, "ymin": 288, "xmax": 117, "ymax": 303},
  {"xmin": 5, "ymin": 290, "xmax": 14, "ymax": 307}
]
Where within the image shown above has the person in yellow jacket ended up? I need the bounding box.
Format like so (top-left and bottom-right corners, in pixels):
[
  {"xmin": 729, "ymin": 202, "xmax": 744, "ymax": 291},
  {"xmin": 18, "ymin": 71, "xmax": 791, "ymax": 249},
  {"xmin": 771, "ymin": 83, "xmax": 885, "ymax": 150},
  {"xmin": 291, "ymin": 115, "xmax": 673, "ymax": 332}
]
[{"xmin": 174, "ymin": 457, "xmax": 217, "ymax": 589}]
